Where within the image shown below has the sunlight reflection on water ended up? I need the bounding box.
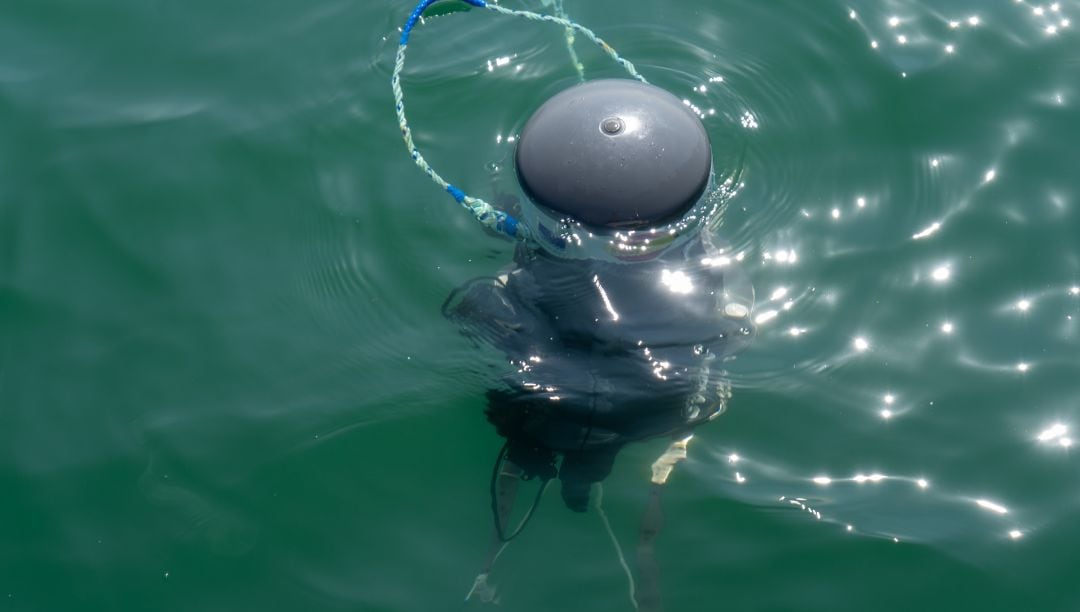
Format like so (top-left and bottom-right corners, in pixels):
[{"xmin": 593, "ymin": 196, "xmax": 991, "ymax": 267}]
[{"xmin": 366, "ymin": 0, "xmax": 1080, "ymax": 578}]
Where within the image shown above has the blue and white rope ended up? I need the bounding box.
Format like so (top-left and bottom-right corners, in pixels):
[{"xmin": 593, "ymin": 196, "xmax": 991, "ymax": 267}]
[{"xmin": 392, "ymin": 0, "xmax": 646, "ymax": 240}]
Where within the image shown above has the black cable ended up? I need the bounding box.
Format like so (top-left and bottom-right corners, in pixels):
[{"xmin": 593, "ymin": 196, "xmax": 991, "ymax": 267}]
[{"xmin": 489, "ymin": 441, "xmax": 550, "ymax": 542}]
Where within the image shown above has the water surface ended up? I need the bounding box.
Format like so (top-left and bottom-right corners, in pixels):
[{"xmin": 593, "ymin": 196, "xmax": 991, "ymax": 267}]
[{"xmin": 2, "ymin": 0, "xmax": 1080, "ymax": 610}]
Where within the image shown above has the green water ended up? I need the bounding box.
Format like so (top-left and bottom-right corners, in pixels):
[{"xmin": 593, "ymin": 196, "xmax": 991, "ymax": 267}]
[{"xmin": 3, "ymin": 0, "xmax": 1080, "ymax": 610}]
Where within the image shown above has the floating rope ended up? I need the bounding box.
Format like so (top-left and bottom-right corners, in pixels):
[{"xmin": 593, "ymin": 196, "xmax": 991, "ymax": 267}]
[
  {"xmin": 391, "ymin": 0, "xmax": 647, "ymax": 241},
  {"xmin": 548, "ymin": 0, "xmax": 585, "ymax": 80}
]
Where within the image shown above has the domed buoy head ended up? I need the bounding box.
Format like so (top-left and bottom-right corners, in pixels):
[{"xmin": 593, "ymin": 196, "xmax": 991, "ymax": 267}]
[{"xmin": 516, "ymin": 79, "xmax": 712, "ymax": 230}]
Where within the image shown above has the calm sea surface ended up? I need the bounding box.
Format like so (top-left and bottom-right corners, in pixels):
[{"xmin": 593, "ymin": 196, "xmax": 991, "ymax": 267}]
[{"xmin": 3, "ymin": 0, "xmax": 1080, "ymax": 610}]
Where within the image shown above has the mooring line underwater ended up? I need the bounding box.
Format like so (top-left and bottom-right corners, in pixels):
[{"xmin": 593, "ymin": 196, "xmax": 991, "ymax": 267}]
[
  {"xmin": 549, "ymin": 0, "xmax": 586, "ymax": 81},
  {"xmin": 391, "ymin": 0, "xmax": 646, "ymax": 241}
]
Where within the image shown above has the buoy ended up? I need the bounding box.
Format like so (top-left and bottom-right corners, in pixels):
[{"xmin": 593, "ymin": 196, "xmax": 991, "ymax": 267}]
[{"xmin": 516, "ymin": 79, "xmax": 712, "ymax": 230}]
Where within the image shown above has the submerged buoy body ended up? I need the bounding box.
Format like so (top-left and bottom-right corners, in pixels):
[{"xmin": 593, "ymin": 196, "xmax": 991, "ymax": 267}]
[
  {"xmin": 443, "ymin": 79, "xmax": 753, "ymax": 513},
  {"xmin": 516, "ymin": 79, "xmax": 712, "ymax": 230}
]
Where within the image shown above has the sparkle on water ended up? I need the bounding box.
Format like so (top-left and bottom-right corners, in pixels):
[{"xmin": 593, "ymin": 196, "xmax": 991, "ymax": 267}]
[{"xmin": 679, "ymin": 0, "xmax": 1080, "ymax": 560}]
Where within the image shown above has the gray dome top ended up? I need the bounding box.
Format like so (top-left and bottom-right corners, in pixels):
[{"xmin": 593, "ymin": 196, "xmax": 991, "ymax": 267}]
[{"xmin": 515, "ymin": 79, "xmax": 712, "ymax": 230}]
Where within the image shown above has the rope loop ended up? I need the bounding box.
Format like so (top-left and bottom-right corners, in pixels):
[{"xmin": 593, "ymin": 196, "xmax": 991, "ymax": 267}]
[{"xmin": 392, "ymin": 0, "xmax": 646, "ymax": 241}]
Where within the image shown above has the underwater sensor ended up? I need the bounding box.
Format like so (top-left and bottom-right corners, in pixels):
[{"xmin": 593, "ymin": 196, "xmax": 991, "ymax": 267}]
[{"xmin": 395, "ymin": 4, "xmax": 754, "ymax": 607}]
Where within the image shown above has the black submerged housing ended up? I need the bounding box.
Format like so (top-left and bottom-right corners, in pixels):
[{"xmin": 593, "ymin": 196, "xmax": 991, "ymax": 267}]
[
  {"xmin": 515, "ymin": 79, "xmax": 713, "ymax": 230},
  {"xmin": 447, "ymin": 76, "xmax": 754, "ymax": 514}
]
